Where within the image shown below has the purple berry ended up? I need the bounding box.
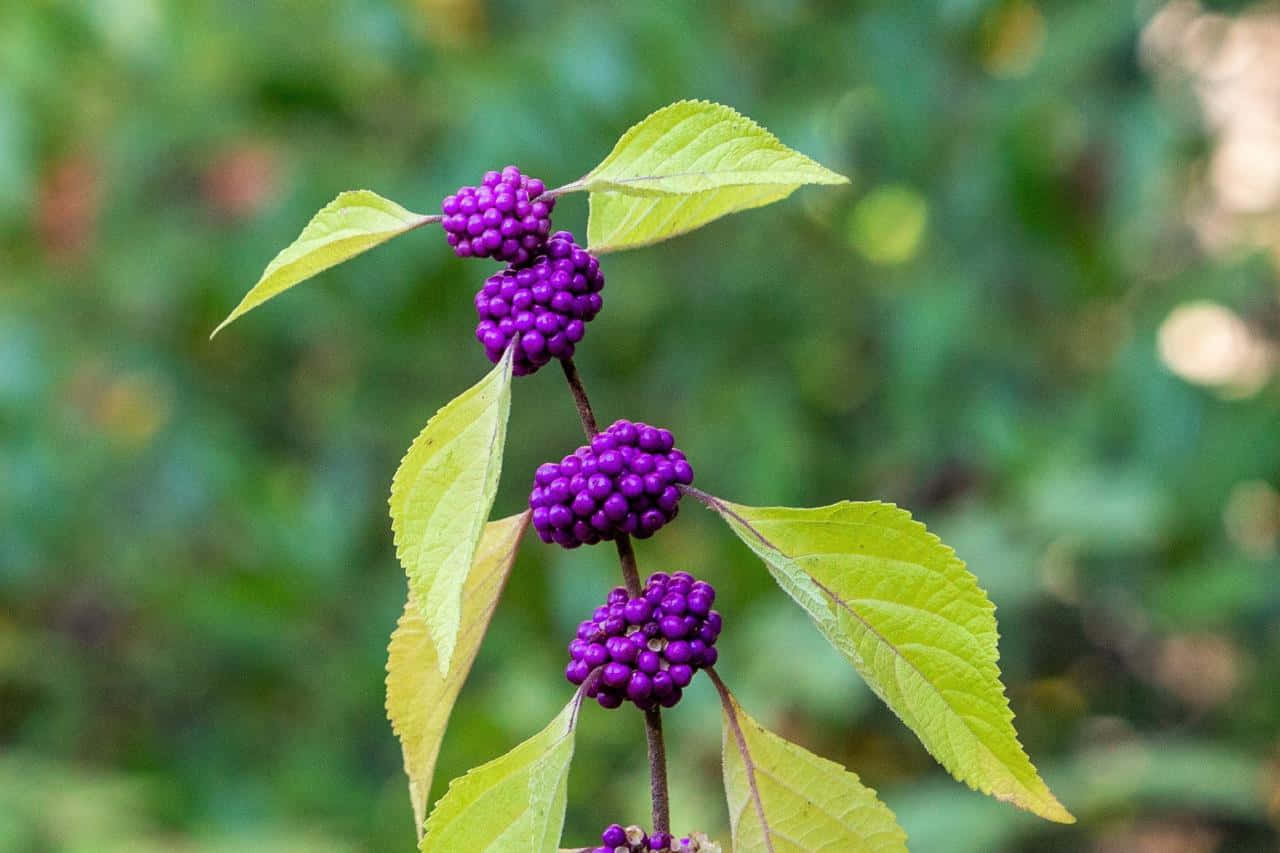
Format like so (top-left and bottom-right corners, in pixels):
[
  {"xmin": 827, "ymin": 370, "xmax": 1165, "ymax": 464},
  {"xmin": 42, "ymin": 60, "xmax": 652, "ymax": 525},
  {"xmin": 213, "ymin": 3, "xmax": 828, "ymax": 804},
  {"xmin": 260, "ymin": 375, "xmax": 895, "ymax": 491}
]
[
  {"xmin": 564, "ymin": 574, "xmax": 722, "ymax": 710},
  {"xmin": 529, "ymin": 420, "xmax": 692, "ymax": 547},
  {"xmin": 442, "ymin": 166, "xmax": 555, "ymax": 263},
  {"xmin": 472, "ymin": 230, "xmax": 604, "ymax": 375},
  {"xmin": 602, "ymin": 825, "xmax": 627, "ymax": 848}
]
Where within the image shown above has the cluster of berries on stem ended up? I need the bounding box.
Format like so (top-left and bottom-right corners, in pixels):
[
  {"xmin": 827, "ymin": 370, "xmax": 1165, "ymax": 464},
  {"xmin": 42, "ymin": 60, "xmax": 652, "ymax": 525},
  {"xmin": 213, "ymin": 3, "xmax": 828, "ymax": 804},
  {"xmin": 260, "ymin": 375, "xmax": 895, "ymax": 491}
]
[
  {"xmin": 474, "ymin": 231, "xmax": 604, "ymax": 375},
  {"xmin": 531, "ymin": 420, "xmax": 694, "ymax": 547},
  {"xmin": 591, "ymin": 824, "xmax": 714, "ymax": 853},
  {"xmin": 567, "ymin": 572, "xmax": 721, "ymax": 710},
  {"xmin": 446, "ymin": 164, "xmax": 719, "ymax": 845},
  {"xmin": 441, "ymin": 166, "xmax": 553, "ymax": 263}
]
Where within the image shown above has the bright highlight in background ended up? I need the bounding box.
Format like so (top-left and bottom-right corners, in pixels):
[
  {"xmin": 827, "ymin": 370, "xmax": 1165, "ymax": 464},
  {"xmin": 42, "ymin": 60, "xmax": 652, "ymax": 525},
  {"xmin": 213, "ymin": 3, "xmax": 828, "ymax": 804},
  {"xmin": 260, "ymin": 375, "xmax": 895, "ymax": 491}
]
[
  {"xmin": 847, "ymin": 184, "xmax": 929, "ymax": 265},
  {"xmin": 1156, "ymin": 300, "xmax": 1274, "ymax": 396}
]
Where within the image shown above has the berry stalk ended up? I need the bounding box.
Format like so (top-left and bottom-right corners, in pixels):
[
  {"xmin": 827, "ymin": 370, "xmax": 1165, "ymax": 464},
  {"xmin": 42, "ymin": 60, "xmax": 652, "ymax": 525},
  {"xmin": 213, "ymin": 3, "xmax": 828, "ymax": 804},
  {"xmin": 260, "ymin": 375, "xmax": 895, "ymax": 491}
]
[
  {"xmin": 644, "ymin": 707, "xmax": 671, "ymax": 836},
  {"xmin": 557, "ymin": 356, "xmax": 670, "ymax": 832},
  {"xmin": 560, "ymin": 357, "xmax": 600, "ymax": 439}
]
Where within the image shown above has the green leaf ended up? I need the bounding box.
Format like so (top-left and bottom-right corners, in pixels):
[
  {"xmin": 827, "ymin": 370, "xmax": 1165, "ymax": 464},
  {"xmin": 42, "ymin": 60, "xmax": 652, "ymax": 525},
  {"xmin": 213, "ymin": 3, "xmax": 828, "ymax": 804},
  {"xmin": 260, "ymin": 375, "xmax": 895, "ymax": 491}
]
[
  {"xmin": 389, "ymin": 349, "xmax": 514, "ymax": 676},
  {"xmin": 210, "ymin": 190, "xmax": 434, "ymax": 336},
  {"xmin": 698, "ymin": 495, "xmax": 1074, "ymax": 824},
  {"xmin": 581, "ymin": 100, "xmax": 848, "ymax": 251},
  {"xmin": 420, "ymin": 693, "xmax": 582, "ymax": 853},
  {"xmin": 386, "ymin": 511, "xmax": 530, "ymax": 840},
  {"xmin": 587, "ymin": 184, "xmax": 796, "ymax": 253},
  {"xmin": 711, "ymin": 673, "xmax": 908, "ymax": 853}
]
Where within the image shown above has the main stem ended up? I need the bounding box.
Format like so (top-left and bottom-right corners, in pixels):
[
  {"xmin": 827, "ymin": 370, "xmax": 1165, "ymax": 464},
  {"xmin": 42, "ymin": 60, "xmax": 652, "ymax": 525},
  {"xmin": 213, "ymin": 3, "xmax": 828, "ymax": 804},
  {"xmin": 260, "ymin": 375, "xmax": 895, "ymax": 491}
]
[{"xmin": 558, "ymin": 356, "xmax": 670, "ymax": 835}]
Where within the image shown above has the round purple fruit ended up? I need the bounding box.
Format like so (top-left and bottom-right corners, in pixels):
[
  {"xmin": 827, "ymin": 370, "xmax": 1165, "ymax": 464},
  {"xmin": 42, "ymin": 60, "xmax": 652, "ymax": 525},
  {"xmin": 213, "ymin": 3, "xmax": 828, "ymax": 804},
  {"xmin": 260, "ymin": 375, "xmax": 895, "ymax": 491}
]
[
  {"xmin": 441, "ymin": 166, "xmax": 554, "ymax": 263},
  {"xmin": 474, "ymin": 231, "xmax": 604, "ymax": 375},
  {"xmin": 531, "ymin": 420, "xmax": 693, "ymax": 547},
  {"xmin": 566, "ymin": 572, "xmax": 721, "ymax": 711}
]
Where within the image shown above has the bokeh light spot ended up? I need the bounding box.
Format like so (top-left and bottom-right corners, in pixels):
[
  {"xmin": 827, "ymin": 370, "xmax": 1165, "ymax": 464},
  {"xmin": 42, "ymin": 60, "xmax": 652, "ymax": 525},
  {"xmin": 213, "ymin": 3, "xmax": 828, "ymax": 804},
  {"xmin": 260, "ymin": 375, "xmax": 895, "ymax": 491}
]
[{"xmin": 847, "ymin": 184, "xmax": 929, "ymax": 265}]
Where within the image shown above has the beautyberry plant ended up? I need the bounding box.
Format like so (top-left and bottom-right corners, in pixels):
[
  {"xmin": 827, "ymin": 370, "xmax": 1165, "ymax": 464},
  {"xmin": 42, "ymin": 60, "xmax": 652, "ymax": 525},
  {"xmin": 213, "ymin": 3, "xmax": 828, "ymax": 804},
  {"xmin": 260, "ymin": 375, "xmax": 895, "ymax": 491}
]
[{"xmin": 214, "ymin": 101, "xmax": 1074, "ymax": 851}]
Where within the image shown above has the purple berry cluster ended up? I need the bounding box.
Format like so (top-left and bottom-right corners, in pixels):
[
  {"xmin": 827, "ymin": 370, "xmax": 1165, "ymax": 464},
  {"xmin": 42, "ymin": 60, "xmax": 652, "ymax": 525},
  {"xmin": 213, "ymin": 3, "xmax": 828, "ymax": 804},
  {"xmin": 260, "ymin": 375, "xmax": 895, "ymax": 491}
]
[
  {"xmin": 441, "ymin": 166, "xmax": 554, "ymax": 264},
  {"xmin": 473, "ymin": 231, "xmax": 604, "ymax": 375},
  {"xmin": 531, "ymin": 420, "xmax": 693, "ymax": 547},
  {"xmin": 566, "ymin": 573, "xmax": 721, "ymax": 710},
  {"xmin": 591, "ymin": 824, "xmax": 714, "ymax": 853}
]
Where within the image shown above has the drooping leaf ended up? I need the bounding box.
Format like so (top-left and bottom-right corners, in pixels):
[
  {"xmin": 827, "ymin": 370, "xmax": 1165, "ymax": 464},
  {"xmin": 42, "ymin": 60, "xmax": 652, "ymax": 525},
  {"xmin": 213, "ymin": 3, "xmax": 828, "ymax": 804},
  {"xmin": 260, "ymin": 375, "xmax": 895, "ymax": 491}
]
[
  {"xmin": 387, "ymin": 511, "xmax": 529, "ymax": 839},
  {"xmin": 711, "ymin": 673, "xmax": 908, "ymax": 853},
  {"xmin": 698, "ymin": 495, "xmax": 1074, "ymax": 824},
  {"xmin": 420, "ymin": 692, "xmax": 583, "ymax": 853},
  {"xmin": 580, "ymin": 100, "xmax": 847, "ymax": 251},
  {"xmin": 211, "ymin": 190, "xmax": 435, "ymax": 336},
  {"xmin": 389, "ymin": 349, "xmax": 514, "ymax": 675}
]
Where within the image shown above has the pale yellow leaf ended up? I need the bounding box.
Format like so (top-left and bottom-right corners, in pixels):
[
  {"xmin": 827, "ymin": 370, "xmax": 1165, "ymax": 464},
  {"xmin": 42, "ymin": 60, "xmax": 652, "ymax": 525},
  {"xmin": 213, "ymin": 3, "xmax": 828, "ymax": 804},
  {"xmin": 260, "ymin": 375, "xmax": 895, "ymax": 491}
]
[{"xmin": 386, "ymin": 511, "xmax": 529, "ymax": 839}]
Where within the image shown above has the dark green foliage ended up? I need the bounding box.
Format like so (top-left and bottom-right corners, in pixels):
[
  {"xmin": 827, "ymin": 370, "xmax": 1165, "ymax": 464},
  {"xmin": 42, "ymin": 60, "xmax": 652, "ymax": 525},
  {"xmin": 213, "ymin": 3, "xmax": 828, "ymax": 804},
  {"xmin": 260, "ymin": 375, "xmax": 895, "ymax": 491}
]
[{"xmin": 2, "ymin": 1, "xmax": 1278, "ymax": 850}]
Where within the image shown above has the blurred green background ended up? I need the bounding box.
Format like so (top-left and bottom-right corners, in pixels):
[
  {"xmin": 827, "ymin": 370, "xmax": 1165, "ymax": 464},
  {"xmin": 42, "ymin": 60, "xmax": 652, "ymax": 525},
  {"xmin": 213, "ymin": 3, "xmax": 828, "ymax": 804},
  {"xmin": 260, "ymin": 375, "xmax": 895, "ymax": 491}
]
[{"xmin": 4, "ymin": 0, "xmax": 1280, "ymax": 850}]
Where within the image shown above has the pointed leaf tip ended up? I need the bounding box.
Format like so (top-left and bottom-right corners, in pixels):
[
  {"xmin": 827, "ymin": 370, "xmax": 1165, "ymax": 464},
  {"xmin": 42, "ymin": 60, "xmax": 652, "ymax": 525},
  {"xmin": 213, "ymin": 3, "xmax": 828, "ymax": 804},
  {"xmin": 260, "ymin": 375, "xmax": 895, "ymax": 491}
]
[
  {"xmin": 704, "ymin": 497, "xmax": 1074, "ymax": 824},
  {"xmin": 210, "ymin": 190, "xmax": 432, "ymax": 337},
  {"xmin": 389, "ymin": 349, "xmax": 514, "ymax": 677},
  {"xmin": 584, "ymin": 100, "xmax": 848, "ymax": 251}
]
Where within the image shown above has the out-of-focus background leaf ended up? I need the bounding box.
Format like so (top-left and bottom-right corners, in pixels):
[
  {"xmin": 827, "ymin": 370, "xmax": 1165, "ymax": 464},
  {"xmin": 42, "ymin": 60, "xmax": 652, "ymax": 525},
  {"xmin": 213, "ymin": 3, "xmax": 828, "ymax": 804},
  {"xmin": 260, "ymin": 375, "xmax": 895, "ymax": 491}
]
[{"xmin": 2, "ymin": 1, "xmax": 1278, "ymax": 850}]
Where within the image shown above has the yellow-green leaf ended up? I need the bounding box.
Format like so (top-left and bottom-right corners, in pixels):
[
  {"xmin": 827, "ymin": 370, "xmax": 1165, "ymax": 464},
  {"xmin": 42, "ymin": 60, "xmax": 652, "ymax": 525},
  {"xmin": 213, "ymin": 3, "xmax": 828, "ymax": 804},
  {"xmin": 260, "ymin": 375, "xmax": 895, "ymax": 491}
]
[
  {"xmin": 387, "ymin": 511, "xmax": 529, "ymax": 840},
  {"xmin": 211, "ymin": 190, "xmax": 434, "ymax": 336},
  {"xmin": 711, "ymin": 673, "xmax": 907, "ymax": 852},
  {"xmin": 581, "ymin": 100, "xmax": 848, "ymax": 251},
  {"xmin": 587, "ymin": 184, "xmax": 796, "ymax": 253},
  {"xmin": 700, "ymin": 496, "xmax": 1074, "ymax": 824},
  {"xmin": 420, "ymin": 693, "xmax": 583, "ymax": 853},
  {"xmin": 389, "ymin": 349, "xmax": 513, "ymax": 676}
]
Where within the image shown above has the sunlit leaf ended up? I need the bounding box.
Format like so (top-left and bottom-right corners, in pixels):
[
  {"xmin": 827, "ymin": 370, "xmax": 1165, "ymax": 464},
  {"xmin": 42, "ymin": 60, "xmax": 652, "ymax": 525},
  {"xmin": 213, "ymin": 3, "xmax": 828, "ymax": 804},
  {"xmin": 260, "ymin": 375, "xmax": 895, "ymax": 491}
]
[
  {"xmin": 697, "ymin": 495, "xmax": 1074, "ymax": 823},
  {"xmin": 587, "ymin": 184, "xmax": 796, "ymax": 253},
  {"xmin": 211, "ymin": 190, "xmax": 434, "ymax": 336},
  {"xmin": 420, "ymin": 692, "xmax": 583, "ymax": 852},
  {"xmin": 389, "ymin": 350, "xmax": 513, "ymax": 675},
  {"xmin": 711, "ymin": 673, "xmax": 908, "ymax": 852},
  {"xmin": 387, "ymin": 512, "xmax": 529, "ymax": 839},
  {"xmin": 581, "ymin": 100, "xmax": 847, "ymax": 251}
]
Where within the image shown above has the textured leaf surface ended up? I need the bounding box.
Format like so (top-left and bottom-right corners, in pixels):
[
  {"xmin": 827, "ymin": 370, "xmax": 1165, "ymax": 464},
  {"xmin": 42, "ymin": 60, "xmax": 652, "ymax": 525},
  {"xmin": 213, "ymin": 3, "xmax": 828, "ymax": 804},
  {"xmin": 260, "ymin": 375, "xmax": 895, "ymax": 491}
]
[
  {"xmin": 583, "ymin": 100, "xmax": 847, "ymax": 251},
  {"xmin": 211, "ymin": 190, "xmax": 432, "ymax": 336},
  {"xmin": 420, "ymin": 693, "xmax": 582, "ymax": 853},
  {"xmin": 387, "ymin": 512, "xmax": 529, "ymax": 839},
  {"xmin": 587, "ymin": 184, "xmax": 795, "ymax": 252},
  {"xmin": 712, "ymin": 674, "xmax": 907, "ymax": 853},
  {"xmin": 702, "ymin": 496, "xmax": 1073, "ymax": 823},
  {"xmin": 389, "ymin": 350, "xmax": 513, "ymax": 675}
]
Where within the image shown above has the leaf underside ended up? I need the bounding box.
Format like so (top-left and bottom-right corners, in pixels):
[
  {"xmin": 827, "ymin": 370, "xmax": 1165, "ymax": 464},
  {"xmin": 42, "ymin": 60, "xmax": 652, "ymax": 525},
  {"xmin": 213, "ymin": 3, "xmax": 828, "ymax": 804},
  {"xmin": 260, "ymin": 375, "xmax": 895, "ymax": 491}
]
[
  {"xmin": 386, "ymin": 511, "xmax": 530, "ymax": 839},
  {"xmin": 389, "ymin": 349, "xmax": 514, "ymax": 675},
  {"xmin": 706, "ymin": 497, "xmax": 1073, "ymax": 824},
  {"xmin": 715, "ymin": 678, "xmax": 908, "ymax": 853},
  {"xmin": 420, "ymin": 693, "xmax": 582, "ymax": 853},
  {"xmin": 211, "ymin": 190, "xmax": 431, "ymax": 336},
  {"xmin": 583, "ymin": 100, "xmax": 848, "ymax": 252}
]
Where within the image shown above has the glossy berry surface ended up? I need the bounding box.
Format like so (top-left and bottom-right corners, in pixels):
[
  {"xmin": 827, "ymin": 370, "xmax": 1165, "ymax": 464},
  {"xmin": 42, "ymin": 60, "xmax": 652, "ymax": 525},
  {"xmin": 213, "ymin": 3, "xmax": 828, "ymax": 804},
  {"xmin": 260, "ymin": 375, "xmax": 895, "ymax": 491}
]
[
  {"xmin": 473, "ymin": 231, "xmax": 604, "ymax": 375},
  {"xmin": 589, "ymin": 824, "xmax": 713, "ymax": 852},
  {"xmin": 566, "ymin": 572, "xmax": 721, "ymax": 711},
  {"xmin": 441, "ymin": 166, "xmax": 554, "ymax": 263},
  {"xmin": 530, "ymin": 420, "xmax": 693, "ymax": 547}
]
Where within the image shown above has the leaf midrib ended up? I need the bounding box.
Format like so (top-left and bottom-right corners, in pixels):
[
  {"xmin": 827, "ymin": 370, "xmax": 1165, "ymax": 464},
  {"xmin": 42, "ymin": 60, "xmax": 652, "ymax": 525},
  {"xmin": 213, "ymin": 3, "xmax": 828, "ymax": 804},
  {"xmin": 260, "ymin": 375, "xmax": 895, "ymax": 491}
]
[{"xmin": 711, "ymin": 497, "xmax": 1042, "ymax": 801}]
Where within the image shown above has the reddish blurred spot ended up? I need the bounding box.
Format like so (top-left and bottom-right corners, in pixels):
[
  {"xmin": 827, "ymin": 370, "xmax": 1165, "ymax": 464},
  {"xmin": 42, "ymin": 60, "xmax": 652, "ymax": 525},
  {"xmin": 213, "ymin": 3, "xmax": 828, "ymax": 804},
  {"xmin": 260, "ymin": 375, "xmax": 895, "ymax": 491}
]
[
  {"xmin": 1153, "ymin": 632, "xmax": 1244, "ymax": 710},
  {"xmin": 36, "ymin": 155, "xmax": 100, "ymax": 263},
  {"xmin": 1094, "ymin": 819, "xmax": 1222, "ymax": 853},
  {"xmin": 202, "ymin": 144, "xmax": 279, "ymax": 220}
]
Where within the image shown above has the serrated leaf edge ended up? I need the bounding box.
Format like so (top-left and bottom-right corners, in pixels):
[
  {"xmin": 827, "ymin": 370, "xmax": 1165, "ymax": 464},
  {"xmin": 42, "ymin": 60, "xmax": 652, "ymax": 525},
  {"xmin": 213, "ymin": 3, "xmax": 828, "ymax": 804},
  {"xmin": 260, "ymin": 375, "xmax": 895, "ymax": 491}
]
[
  {"xmin": 584, "ymin": 99, "xmax": 849, "ymax": 194},
  {"xmin": 388, "ymin": 348, "xmax": 514, "ymax": 676},
  {"xmin": 685, "ymin": 488, "xmax": 1074, "ymax": 824}
]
